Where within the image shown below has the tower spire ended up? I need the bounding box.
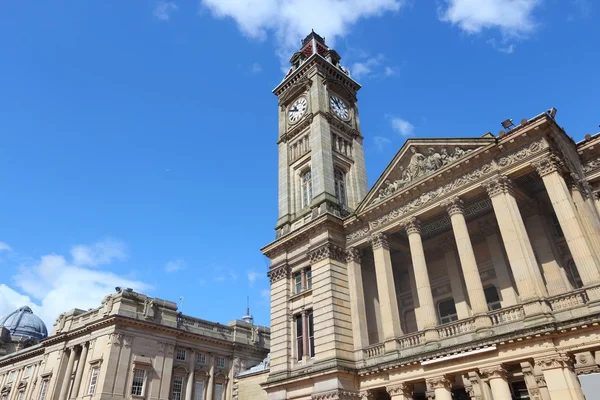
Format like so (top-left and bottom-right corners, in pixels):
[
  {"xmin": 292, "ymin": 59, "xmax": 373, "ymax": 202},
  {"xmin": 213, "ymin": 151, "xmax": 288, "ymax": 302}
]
[{"xmin": 242, "ymin": 296, "xmax": 254, "ymax": 324}]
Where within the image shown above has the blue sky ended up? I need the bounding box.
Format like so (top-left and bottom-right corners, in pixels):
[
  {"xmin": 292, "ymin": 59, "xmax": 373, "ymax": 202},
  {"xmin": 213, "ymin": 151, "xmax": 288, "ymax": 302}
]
[{"xmin": 0, "ymin": 0, "xmax": 598, "ymax": 329}]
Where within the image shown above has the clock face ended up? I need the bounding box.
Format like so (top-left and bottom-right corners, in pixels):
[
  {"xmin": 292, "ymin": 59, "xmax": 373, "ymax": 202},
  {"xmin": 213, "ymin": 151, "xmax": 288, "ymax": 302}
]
[
  {"xmin": 288, "ymin": 97, "xmax": 308, "ymax": 123},
  {"xmin": 330, "ymin": 95, "xmax": 349, "ymax": 120}
]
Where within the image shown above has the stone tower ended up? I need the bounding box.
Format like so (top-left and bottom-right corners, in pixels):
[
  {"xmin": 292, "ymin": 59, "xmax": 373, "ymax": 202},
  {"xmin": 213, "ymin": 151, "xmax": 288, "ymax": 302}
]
[
  {"xmin": 273, "ymin": 31, "xmax": 368, "ymax": 238},
  {"xmin": 263, "ymin": 32, "xmax": 367, "ymax": 398}
]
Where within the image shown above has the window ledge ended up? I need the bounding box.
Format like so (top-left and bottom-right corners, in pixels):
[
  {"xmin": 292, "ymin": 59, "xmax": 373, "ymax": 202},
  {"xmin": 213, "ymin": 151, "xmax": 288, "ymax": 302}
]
[
  {"xmin": 130, "ymin": 395, "xmax": 145, "ymax": 400},
  {"xmin": 290, "ymin": 288, "xmax": 313, "ymax": 301}
]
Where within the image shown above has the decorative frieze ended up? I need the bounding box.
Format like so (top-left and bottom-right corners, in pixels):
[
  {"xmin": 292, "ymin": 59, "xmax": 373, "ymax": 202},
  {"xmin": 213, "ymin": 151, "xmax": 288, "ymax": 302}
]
[
  {"xmin": 583, "ymin": 156, "xmax": 600, "ymax": 174},
  {"xmin": 531, "ymin": 154, "xmax": 564, "ymax": 177},
  {"xmin": 346, "ymin": 247, "xmax": 362, "ymax": 263},
  {"xmin": 267, "ymin": 264, "xmax": 290, "ymax": 284},
  {"xmin": 370, "ymin": 233, "xmax": 389, "ymax": 251},
  {"xmin": 307, "ymin": 243, "xmax": 346, "ymax": 264}
]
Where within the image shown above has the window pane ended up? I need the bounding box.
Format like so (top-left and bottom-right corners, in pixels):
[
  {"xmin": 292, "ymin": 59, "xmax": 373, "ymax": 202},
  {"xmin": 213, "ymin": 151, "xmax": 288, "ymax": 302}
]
[
  {"xmin": 308, "ymin": 311, "xmax": 315, "ymax": 357},
  {"xmin": 214, "ymin": 384, "xmax": 223, "ymax": 400},
  {"xmin": 295, "ymin": 273, "xmax": 302, "ymax": 293},
  {"xmin": 39, "ymin": 380, "xmax": 49, "ymax": 400},
  {"xmin": 194, "ymin": 381, "xmax": 204, "ymax": 400},
  {"xmin": 438, "ymin": 299, "xmax": 458, "ymax": 324},
  {"xmin": 131, "ymin": 369, "xmax": 146, "ymax": 396},
  {"xmin": 176, "ymin": 349, "xmax": 186, "ymax": 361},
  {"xmin": 172, "ymin": 377, "xmax": 183, "ymax": 400},
  {"xmin": 295, "ymin": 315, "xmax": 303, "ymax": 360},
  {"xmin": 216, "ymin": 357, "xmax": 225, "ymax": 368},
  {"xmin": 88, "ymin": 367, "xmax": 99, "ymax": 395},
  {"xmin": 306, "ymin": 270, "xmax": 312, "ymax": 290}
]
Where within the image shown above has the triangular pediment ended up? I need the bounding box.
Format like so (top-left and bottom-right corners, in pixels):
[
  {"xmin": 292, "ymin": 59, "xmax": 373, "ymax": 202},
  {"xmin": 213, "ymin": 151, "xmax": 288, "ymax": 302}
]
[{"xmin": 357, "ymin": 137, "xmax": 496, "ymax": 213}]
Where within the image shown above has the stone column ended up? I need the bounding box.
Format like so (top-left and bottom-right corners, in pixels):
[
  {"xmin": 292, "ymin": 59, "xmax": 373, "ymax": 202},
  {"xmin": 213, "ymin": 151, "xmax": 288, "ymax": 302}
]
[
  {"xmin": 301, "ymin": 267, "xmax": 307, "ymax": 290},
  {"xmin": 70, "ymin": 344, "xmax": 88, "ymax": 400},
  {"xmin": 58, "ymin": 348, "xmax": 77, "ymax": 400},
  {"xmin": 569, "ymin": 177, "xmax": 600, "ymax": 263},
  {"xmin": 525, "ymin": 211, "xmax": 571, "ymax": 295},
  {"xmin": 371, "ymin": 233, "xmax": 403, "ymax": 346},
  {"xmin": 302, "ymin": 310, "xmax": 310, "ymax": 358},
  {"xmin": 386, "ymin": 383, "xmax": 413, "ymax": 400},
  {"xmin": 206, "ymin": 355, "xmax": 215, "ymax": 400},
  {"xmin": 405, "ymin": 218, "xmax": 438, "ymax": 340},
  {"xmin": 485, "ymin": 175, "xmax": 547, "ymax": 300},
  {"xmin": 479, "ymin": 220, "xmax": 518, "ymax": 307},
  {"xmin": 532, "ymin": 156, "xmax": 600, "ymax": 287},
  {"xmin": 594, "ymin": 192, "xmax": 600, "ymax": 216},
  {"xmin": 427, "ymin": 376, "xmax": 452, "ymax": 400},
  {"xmin": 536, "ymin": 354, "xmax": 585, "ymax": 400},
  {"xmin": 346, "ymin": 248, "xmax": 369, "ymax": 353},
  {"xmin": 439, "ymin": 238, "xmax": 470, "ymax": 319},
  {"xmin": 481, "ymin": 366, "xmax": 512, "ymax": 400},
  {"xmin": 185, "ymin": 352, "xmax": 196, "ymax": 400},
  {"xmin": 442, "ymin": 197, "xmax": 491, "ymax": 326}
]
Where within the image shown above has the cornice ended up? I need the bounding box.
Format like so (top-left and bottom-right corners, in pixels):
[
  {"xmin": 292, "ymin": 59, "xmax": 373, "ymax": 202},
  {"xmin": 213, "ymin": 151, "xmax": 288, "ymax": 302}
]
[{"xmin": 307, "ymin": 242, "xmax": 346, "ymax": 264}]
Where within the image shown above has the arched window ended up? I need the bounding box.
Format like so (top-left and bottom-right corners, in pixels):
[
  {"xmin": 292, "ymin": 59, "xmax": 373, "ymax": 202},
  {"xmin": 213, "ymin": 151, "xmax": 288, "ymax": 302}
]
[
  {"xmin": 437, "ymin": 298, "xmax": 458, "ymax": 324},
  {"xmin": 301, "ymin": 170, "xmax": 313, "ymax": 208},
  {"xmin": 334, "ymin": 168, "xmax": 347, "ymax": 207}
]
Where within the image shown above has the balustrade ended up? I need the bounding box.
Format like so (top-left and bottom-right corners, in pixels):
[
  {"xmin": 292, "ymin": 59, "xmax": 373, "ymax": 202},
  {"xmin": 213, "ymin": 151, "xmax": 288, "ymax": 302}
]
[
  {"xmin": 397, "ymin": 331, "xmax": 425, "ymax": 349},
  {"xmin": 548, "ymin": 289, "xmax": 589, "ymax": 311},
  {"xmin": 438, "ymin": 318, "xmax": 475, "ymax": 338},
  {"xmin": 489, "ymin": 305, "xmax": 525, "ymax": 325}
]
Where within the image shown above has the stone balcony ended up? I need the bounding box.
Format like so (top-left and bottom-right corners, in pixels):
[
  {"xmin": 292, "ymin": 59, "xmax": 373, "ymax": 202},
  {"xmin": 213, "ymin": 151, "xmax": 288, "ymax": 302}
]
[{"xmin": 358, "ymin": 286, "xmax": 595, "ymax": 371}]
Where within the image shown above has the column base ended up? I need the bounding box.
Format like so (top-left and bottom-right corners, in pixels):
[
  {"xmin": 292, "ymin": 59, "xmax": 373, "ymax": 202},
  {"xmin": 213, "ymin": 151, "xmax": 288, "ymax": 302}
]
[{"xmin": 522, "ymin": 300, "xmax": 555, "ymax": 327}]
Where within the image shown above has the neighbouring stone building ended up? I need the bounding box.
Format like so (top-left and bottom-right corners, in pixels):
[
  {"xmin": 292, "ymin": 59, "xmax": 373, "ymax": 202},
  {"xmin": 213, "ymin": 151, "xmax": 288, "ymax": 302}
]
[
  {"xmin": 261, "ymin": 31, "xmax": 600, "ymax": 399},
  {"xmin": 0, "ymin": 289, "xmax": 269, "ymax": 400}
]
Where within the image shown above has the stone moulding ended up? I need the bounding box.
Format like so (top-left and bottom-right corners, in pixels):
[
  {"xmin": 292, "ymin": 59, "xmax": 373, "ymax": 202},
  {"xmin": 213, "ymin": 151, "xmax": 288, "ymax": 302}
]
[
  {"xmin": 311, "ymin": 390, "xmax": 361, "ymax": 400},
  {"xmin": 267, "ymin": 264, "xmax": 290, "ymax": 284},
  {"xmin": 307, "ymin": 243, "xmax": 346, "ymax": 264},
  {"xmin": 346, "ymin": 139, "xmax": 548, "ymax": 244}
]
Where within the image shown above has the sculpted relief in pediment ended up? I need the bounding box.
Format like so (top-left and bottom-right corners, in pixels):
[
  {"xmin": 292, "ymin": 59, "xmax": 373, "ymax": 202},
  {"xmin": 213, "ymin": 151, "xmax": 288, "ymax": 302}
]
[{"xmin": 373, "ymin": 145, "xmax": 480, "ymax": 204}]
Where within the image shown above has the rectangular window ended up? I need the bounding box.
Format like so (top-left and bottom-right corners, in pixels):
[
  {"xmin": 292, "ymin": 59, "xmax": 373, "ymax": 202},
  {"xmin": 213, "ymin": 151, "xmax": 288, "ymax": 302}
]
[
  {"xmin": 216, "ymin": 357, "xmax": 225, "ymax": 369},
  {"xmin": 197, "ymin": 354, "xmax": 206, "ymax": 365},
  {"xmin": 308, "ymin": 310, "xmax": 315, "ymax": 357},
  {"xmin": 306, "ymin": 269, "xmax": 312, "ymax": 290},
  {"xmin": 214, "ymin": 383, "xmax": 223, "ymax": 400},
  {"xmin": 295, "ymin": 314, "xmax": 304, "ymax": 361},
  {"xmin": 438, "ymin": 299, "xmax": 458, "ymax": 324},
  {"xmin": 301, "ymin": 170, "xmax": 313, "ymax": 208},
  {"xmin": 88, "ymin": 367, "xmax": 100, "ymax": 395},
  {"xmin": 176, "ymin": 349, "xmax": 186, "ymax": 361},
  {"xmin": 294, "ymin": 272, "xmax": 302, "ymax": 294},
  {"xmin": 171, "ymin": 377, "xmax": 183, "ymax": 400},
  {"xmin": 484, "ymin": 286, "xmax": 502, "ymax": 311},
  {"xmin": 131, "ymin": 369, "xmax": 146, "ymax": 396},
  {"xmin": 24, "ymin": 366, "xmax": 32, "ymax": 378},
  {"xmin": 193, "ymin": 381, "xmax": 204, "ymax": 400},
  {"xmin": 39, "ymin": 380, "xmax": 49, "ymax": 400},
  {"xmin": 7, "ymin": 371, "xmax": 15, "ymax": 383}
]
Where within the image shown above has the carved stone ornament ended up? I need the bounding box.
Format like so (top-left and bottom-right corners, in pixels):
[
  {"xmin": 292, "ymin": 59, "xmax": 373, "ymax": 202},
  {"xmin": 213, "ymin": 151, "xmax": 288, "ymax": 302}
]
[
  {"xmin": 311, "ymin": 390, "xmax": 361, "ymax": 400},
  {"xmin": 531, "ymin": 154, "xmax": 564, "ymax": 178},
  {"xmin": 346, "ymin": 247, "xmax": 362, "ymax": 263},
  {"xmin": 108, "ymin": 333, "xmax": 122, "ymax": 346},
  {"xmin": 359, "ymin": 391, "xmax": 375, "ymax": 400},
  {"xmin": 267, "ymin": 264, "xmax": 290, "ymax": 284},
  {"xmin": 441, "ymin": 196, "xmax": 464, "ymax": 216},
  {"xmin": 583, "ymin": 156, "xmax": 600, "ymax": 174},
  {"xmin": 308, "ymin": 243, "xmax": 346, "ymax": 264},
  {"xmin": 427, "ymin": 376, "xmax": 452, "ymax": 390},
  {"xmin": 484, "ymin": 175, "xmax": 513, "ymax": 198},
  {"xmin": 373, "ymin": 146, "xmax": 477, "ymax": 203},
  {"xmin": 480, "ymin": 365, "xmax": 507, "ymax": 379},
  {"xmin": 405, "ymin": 217, "xmax": 421, "ymax": 236},
  {"xmin": 370, "ymin": 232, "xmax": 389, "ymax": 251},
  {"xmin": 387, "ymin": 383, "xmax": 413, "ymax": 396},
  {"xmin": 534, "ymin": 375, "xmax": 547, "ymax": 388},
  {"xmin": 348, "ymin": 139, "xmax": 547, "ymax": 242},
  {"xmin": 535, "ymin": 353, "xmax": 574, "ymax": 370}
]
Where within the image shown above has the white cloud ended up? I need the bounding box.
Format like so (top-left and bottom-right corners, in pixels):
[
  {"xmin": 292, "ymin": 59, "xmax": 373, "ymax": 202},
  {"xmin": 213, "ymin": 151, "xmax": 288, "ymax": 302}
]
[
  {"xmin": 373, "ymin": 136, "xmax": 392, "ymax": 152},
  {"xmin": 247, "ymin": 271, "xmax": 261, "ymax": 286},
  {"xmin": 487, "ymin": 38, "xmax": 515, "ymax": 54},
  {"xmin": 350, "ymin": 54, "xmax": 397, "ymax": 79},
  {"xmin": 154, "ymin": 1, "xmax": 178, "ymax": 21},
  {"xmin": 439, "ymin": 0, "xmax": 541, "ymax": 38},
  {"xmin": 70, "ymin": 239, "xmax": 127, "ymax": 267},
  {"xmin": 201, "ymin": 0, "xmax": 403, "ymax": 60},
  {"xmin": 251, "ymin": 62, "xmax": 262, "ymax": 73},
  {"xmin": 0, "ymin": 242, "xmax": 12, "ymax": 252},
  {"xmin": 390, "ymin": 117, "xmax": 415, "ymax": 136},
  {"xmin": 1, "ymin": 241, "xmax": 150, "ymax": 329},
  {"xmin": 165, "ymin": 259, "xmax": 185, "ymax": 273},
  {"xmin": 260, "ymin": 289, "xmax": 270, "ymax": 298}
]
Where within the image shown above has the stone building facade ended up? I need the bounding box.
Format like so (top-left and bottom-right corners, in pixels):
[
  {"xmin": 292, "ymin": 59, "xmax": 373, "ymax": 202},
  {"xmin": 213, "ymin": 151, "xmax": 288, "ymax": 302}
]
[
  {"xmin": 0, "ymin": 290, "xmax": 269, "ymax": 400},
  {"xmin": 262, "ymin": 31, "xmax": 600, "ymax": 399}
]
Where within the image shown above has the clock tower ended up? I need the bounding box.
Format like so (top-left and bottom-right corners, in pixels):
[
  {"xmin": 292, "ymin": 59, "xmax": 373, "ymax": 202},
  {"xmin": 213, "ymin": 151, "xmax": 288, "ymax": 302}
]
[{"xmin": 273, "ymin": 31, "xmax": 368, "ymax": 238}]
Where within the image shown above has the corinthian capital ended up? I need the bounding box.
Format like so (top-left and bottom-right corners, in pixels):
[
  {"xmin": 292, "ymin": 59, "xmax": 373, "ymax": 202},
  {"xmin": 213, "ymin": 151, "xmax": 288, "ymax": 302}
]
[
  {"xmin": 441, "ymin": 196, "xmax": 464, "ymax": 216},
  {"xmin": 480, "ymin": 365, "xmax": 507, "ymax": 379},
  {"xmin": 386, "ymin": 383, "xmax": 413, "ymax": 396},
  {"xmin": 484, "ymin": 175, "xmax": 513, "ymax": 198},
  {"xmin": 535, "ymin": 353, "xmax": 574, "ymax": 370},
  {"xmin": 371, "ymin": 233, "xmax": 389, "ymax": 251},
  {"xmin": 531, "ymin": 154, "xmax": 564, "ymax": 178},
  {"xmin": 426, "ymin": 375, "xmax": 452, "ymax": 390},
  {"xmin": 405, "ymin": 217, "xmax": 421, "ymax": 235},
  {"xmin": 346, "ymin": 247, "xmax": 362, "ymax": 263}
]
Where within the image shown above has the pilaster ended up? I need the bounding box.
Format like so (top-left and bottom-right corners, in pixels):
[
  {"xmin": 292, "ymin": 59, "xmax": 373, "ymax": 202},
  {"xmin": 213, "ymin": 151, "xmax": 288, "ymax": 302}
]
[
  {"xmin": 267, "ymin": 264, "xmax": 291, "ymax": 377},
  {"xmin": 346, "ymin": 247, "xmax": 369, "ymax": 356}
]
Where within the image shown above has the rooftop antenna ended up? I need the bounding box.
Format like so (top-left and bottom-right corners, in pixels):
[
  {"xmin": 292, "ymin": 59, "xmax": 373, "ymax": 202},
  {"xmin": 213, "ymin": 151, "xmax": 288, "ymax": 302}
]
[
  {"xmin": 242, "ymin": 295, "xmax": 254, "ymax": 324},
  {"xmin": 179, "ymin": 296, "xmax": 184, "ymax": 314}
]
